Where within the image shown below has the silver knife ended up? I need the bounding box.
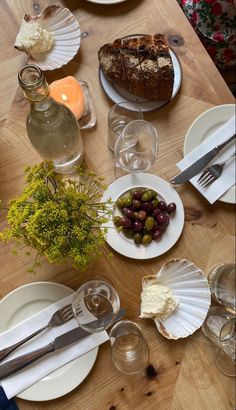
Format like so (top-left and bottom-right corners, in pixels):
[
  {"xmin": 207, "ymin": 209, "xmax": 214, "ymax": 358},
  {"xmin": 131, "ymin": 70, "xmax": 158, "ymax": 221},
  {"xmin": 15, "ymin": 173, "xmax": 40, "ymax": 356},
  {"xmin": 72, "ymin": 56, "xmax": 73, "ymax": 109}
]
[
  {"xmin": 0, "ymin": 308, "xmax": 125, "ymax": 380},
  {"xmin": 171, "ymin": 134, "xmax": 235, "ymax": 184}
]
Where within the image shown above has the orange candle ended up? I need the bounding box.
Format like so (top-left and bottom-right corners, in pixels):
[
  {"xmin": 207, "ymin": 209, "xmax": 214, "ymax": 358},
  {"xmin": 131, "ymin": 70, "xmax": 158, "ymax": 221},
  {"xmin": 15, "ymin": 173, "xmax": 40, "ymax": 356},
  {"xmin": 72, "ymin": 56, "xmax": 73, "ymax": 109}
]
[{"xmin": 49, "ymin": 76, "xmax": 85, "ymax": 120}]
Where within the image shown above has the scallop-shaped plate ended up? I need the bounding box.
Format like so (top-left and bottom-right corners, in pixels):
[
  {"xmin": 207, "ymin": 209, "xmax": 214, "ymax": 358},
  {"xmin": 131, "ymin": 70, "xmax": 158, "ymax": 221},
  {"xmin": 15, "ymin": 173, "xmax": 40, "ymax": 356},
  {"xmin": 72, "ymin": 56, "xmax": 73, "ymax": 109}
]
[
  {"xmin": 18, "ymin": 4, "xmax": 81, "ymax": 71},
  {"xmin": 149, "ymin": 259, "xmax": 211, "ymax": 339}
]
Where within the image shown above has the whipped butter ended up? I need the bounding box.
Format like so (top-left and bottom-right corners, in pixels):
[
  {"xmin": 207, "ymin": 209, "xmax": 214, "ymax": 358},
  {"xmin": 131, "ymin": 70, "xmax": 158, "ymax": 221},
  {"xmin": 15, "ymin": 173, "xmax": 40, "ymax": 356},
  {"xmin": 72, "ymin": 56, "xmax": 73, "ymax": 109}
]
[
  {"xmin": 140, "ymin": 282, "xmax": 178, "ymax": 320},
  {"xmin": 15, "ymin": 20, "xmax": 54, "ymax": 54}
]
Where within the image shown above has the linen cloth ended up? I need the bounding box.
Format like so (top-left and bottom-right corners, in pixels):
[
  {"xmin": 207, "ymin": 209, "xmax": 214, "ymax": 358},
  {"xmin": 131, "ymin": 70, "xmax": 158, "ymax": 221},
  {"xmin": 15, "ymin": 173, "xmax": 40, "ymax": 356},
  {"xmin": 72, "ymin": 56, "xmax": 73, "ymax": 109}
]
[
  {"xmin": 176, "ymin": 116, "xmax": 236, "ymax": 204},
  {"xmin": 0, "ymin": 294, "xmax": 109, "ymax": 400}
]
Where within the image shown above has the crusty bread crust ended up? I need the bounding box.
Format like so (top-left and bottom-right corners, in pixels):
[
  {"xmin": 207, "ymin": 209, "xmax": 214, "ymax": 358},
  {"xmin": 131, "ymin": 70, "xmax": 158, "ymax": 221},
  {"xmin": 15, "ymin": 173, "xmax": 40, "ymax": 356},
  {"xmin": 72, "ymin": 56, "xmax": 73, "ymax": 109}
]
[{"xmin": 98, "ymin": 34, "xmax": 174, "ymax": 101}]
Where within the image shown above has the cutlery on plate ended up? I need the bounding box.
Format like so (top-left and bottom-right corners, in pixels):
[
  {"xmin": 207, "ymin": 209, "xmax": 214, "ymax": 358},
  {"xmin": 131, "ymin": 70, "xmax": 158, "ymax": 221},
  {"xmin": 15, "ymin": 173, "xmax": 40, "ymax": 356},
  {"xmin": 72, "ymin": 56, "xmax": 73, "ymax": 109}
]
[
  {"xmin": 197, "ymin": 150, "xmax": 236, "ymax": 188},
  {"xmin": 170, "ymin": 134, "xmax": 235, "ymax": 185},
  {"xmin": 0, "ymin": 303, "xmax": 82, "ymax": 362},
  {"xmin": 0, "ymin": 308, "xmax": 125, "ymax": 380}
]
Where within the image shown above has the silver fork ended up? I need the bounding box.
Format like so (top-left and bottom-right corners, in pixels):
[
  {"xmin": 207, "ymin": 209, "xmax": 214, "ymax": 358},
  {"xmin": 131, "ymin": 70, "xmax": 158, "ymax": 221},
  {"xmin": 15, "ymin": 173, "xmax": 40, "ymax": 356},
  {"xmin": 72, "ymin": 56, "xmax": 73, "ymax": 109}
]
[
  {"xmin": 0, "ymin": 303, "xmax": 81, "ymax": 362},
  {"xmin": 197, "ymin": 150, "xmax": 236, "ymax": 188}
]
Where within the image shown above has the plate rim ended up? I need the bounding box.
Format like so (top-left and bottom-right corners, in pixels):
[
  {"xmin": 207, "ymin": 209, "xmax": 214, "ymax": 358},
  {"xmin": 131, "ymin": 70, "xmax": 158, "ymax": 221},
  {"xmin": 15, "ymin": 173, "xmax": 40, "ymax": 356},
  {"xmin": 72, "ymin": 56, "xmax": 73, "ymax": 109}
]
[
  {"xmin": 86, "ymin": 0, "xmax": 126, "ymax": 3},
  {"xmin": 99, "ymin": 44, "xmax": 182, "ymax": 112},
  {"xmin": 0, "ymin": 281, "xmax": 98, "ymax": 402},
  {"xmin": 102, "ymin": 173, "xmax": 185, "ymax": 259},
  {"xmin": 183, "ymin": 104, "xmax": 236, "ymax": 204}
]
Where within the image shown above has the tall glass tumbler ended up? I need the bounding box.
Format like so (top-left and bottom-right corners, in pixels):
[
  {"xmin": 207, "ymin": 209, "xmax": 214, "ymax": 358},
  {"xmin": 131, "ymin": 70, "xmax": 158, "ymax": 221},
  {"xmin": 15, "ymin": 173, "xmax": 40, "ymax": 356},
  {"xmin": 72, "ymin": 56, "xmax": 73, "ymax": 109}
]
[
  {"xmin": 202, "ymin": 306, "xmax": 236, "ymax": 377},
  {"xmin": 108, "ymin": 102, "xmax": 143, "ymax": 151},
  {"xmin": 110, "ymin": 320, "xmax": 149, "ymax": 374},
  {"xmin": 208, "ymin": 263, "xmax": 235, "ymax": 312}
]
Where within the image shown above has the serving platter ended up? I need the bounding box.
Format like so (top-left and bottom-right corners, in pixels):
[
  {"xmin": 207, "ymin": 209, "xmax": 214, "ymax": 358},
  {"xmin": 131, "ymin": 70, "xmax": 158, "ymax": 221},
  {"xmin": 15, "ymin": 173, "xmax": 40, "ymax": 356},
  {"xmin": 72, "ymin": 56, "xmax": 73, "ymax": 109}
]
[
  {"xmin": 102, "ymin": 173, "xmax": 184, "ymax": 259},
  {"xmin": 99, "ymin": 48, "xmax": 182, "ymax": 112}
]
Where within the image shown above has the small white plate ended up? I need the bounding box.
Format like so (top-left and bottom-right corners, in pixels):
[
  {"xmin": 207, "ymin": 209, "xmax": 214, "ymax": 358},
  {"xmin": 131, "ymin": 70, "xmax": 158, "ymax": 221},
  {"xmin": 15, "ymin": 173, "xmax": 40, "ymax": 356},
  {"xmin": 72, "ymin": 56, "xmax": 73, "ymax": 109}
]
[
  {"xmin": 184, "ymin": 104, "xmax": 236, "ymax": 204},
  {"xmin": 99, "ymin": 48, "xmax": 182, "ymax": 112},
  {"xmin": 102, "ymin": 173, "xmax": 184, "ymax": 259},
  {"xmin": 0, "ymin": 282, "xmax": 98, "ymax": 401}
]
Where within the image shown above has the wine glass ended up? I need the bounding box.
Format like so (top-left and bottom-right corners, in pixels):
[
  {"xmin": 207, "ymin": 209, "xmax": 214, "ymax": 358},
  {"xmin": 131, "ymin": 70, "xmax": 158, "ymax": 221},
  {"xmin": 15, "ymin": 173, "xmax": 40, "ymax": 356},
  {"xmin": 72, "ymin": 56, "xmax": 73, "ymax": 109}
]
[
  {"xmin": 72, "ymin": 280, "xmax": 120, "ymax": 333},
  {"xmin": 109, "ymin": 320, "xmax": 149, "ymax": 374},
  {"xmin": 202, "ymin": 306, "xmax": 236, "ymax": 377},
  {"xmin": 114, "ymin": 120, "xmax": 158, "ymax": 173}
]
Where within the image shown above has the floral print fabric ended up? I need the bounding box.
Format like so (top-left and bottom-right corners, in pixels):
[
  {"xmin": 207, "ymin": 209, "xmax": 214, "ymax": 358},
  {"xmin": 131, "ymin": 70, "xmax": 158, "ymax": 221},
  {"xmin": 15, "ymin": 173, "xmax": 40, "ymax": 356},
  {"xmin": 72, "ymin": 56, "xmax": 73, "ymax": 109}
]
[{"xmin": 177, "ymin": 0, "xmax": 236, "ymax": 70}]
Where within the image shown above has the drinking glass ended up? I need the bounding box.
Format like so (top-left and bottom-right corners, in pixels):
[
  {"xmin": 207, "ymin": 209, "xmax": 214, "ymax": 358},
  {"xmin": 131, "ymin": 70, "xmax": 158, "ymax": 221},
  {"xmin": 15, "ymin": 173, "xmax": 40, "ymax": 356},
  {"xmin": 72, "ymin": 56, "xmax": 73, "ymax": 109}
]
[
  {"xmin": 72, "ymin": 280, "xmax": 120, "ymax": 333},
  {"xmin": 114, "ymin": 120, "xmax": 158, "ymax": 173},
  {"xmin": 110, "ymin": 320, "xmax": 149, "ymax": 374},
  {"xmin": 108, "ymin": 102, "xmax": 143, "ymax": 151},
  {"xmin": 208, "ymin": 263, "xmax": 235, "ymax": 312},
  {"xmin": 202, "ymin": 306, "xmax": 236, "ymax": 377}
]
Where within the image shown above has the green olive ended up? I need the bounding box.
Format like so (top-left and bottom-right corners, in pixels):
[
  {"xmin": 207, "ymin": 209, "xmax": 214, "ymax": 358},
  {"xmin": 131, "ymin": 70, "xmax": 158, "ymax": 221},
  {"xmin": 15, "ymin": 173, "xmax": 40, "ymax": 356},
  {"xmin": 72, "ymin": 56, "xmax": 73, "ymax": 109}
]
[
  {"xmin": 123, "ymin": 193, "xmax": 133, "ymax": 207},
  {"xmin": 150, "ymin": 190, "xmax": 157, "ymax": 199},
  {"xmin": 141, "ymin": 190, "xmax": 153, "ymax": 202},
  {"xmin": 133, "ymin": 233, "xmax": 142, "ymax": 244},
  {"xmin": 145, "ymin": 216, "xmax": 155, "ymax": 231},
  {"xmin": 123, "ymin": 228, "xmax": 134, "ymax": 239},
  {"xmin": 113, "ymin": 216, "xmax": 122, "ymax": 227},
  {"xmin": 115, "ymin": 197, "xmax": 125, "ymax": 208},
  {"xmin": 142, "ymin": 234, "xmax": 152, "ymax": 245},
  {"xmin": 152, "ymin": 198, "xmax": 159, "ymax": 208}
]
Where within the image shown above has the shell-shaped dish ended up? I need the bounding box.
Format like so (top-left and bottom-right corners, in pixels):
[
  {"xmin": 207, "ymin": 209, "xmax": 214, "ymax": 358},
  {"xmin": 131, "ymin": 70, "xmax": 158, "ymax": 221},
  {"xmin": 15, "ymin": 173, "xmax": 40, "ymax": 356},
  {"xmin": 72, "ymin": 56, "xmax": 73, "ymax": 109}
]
[
  {"xmin": 15, "ymin": 4, "xmax": 81, "ymax": 71},
  {"xmin": 148, "ymin": 259, "xmax": 211, "ymax": 339}
]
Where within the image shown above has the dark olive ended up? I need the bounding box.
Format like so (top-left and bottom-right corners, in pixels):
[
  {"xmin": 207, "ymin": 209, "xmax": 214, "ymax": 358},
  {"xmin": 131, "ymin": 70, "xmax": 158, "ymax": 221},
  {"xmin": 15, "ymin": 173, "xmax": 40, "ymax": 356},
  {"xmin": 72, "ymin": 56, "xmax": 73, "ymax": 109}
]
[
  {"xmin": 156, "ymin": 213, "xmax": 169, "ymax": 225},
  {"xmin": 133, "ymin": 199, "xmax": 141, "ymax": 210},
  {"xmin": 133, "ymin": 220, "xmax": 143, "ymax": 232},
  {"xmin": 122, "ymin": 208, "xmax": 135, "ymax": 220},
  {"xmin": 137, "ymin": 210, "xmax": 147, "ymax": 221},
  {"xmin": 152, "ymin": 229, "xmax": 163, "ymax": 241},
  {"xmin": 120, "ymin": 216, "xmax": 132, "ymax": 228},
  {"xmin": 158, "ymin": 201, "xmax": 167, "ymax": 211},
  {"xmin": 132, "ymin": 190, "xmax": 144, "ymax": 200},
  {"xmin": 167, "ymin": 202, "xmax": 177, "ymax": 214},
  {"xmin": 153, "ymin": 208, "xmax": 161, "ymax": 218}
]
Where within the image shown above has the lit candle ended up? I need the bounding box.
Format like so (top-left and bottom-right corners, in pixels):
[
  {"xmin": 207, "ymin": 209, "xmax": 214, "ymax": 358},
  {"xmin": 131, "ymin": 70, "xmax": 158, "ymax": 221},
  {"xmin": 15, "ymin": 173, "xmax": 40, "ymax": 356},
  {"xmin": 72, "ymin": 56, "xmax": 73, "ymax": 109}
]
[{"xmin": 49, "ymin": 76, "xmax": 85, "ymax": 120}]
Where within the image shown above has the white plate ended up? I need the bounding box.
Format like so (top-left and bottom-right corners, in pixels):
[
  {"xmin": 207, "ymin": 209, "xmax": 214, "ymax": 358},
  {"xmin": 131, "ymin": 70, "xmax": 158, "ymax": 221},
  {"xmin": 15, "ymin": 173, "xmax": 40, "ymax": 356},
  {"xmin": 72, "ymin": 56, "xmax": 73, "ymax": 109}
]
[
  {"xmin": 184, "ymin": 104, "xmax": 236, "ymax": 204},
  {"xmin": 99, "ymin": 48, "xmax": 182, "ymax": 112},
  {"xmin": 102, "ymin": 173, "xmax": 184, "ymax": 259},
  {"xmin": 0, "ymin": 282, "xmax": 98, "ymax": 401},
  {"xmin": 86, "ymin": 0, "xmax": 126, "ymax": 3}
]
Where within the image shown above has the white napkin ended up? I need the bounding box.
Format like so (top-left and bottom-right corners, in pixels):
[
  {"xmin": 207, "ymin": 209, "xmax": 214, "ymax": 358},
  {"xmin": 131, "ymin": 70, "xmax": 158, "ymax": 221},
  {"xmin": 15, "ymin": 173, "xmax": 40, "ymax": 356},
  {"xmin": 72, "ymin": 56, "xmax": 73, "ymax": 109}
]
[
  {"xmin": 0, "ymin": 295, "xmax": 109, "ymax": 399},
  {"xmin": 177, "ymin": 116, "xmax": 236, "ymax": 204}
]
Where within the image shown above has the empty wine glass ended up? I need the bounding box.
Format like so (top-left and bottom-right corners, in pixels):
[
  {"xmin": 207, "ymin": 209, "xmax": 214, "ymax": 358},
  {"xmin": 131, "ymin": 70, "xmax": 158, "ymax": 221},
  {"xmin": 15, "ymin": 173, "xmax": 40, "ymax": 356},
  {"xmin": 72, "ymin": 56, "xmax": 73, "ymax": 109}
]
[
  {"xmin": 72, "ymin": 280, "xmax": 120, "ymax": 333},
  {"xmin": 114, "ymin": 120, "xmax": 158, "ymax": 173},
  {"xmin": 202, "ymin": 306, "xmax": 236, "ymax": 377},
  {"xmin": 110, "ymin": 320, "xmax": 149, "ymax": 374}
]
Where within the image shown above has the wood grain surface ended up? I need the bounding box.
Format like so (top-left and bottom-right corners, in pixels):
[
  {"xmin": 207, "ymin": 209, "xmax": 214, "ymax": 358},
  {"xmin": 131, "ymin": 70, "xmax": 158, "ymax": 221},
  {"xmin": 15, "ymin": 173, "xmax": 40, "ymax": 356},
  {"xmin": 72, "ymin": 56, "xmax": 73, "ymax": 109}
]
[{"xmin": 0, "ymin": 1, "xmax": 235, "ymax": 409}]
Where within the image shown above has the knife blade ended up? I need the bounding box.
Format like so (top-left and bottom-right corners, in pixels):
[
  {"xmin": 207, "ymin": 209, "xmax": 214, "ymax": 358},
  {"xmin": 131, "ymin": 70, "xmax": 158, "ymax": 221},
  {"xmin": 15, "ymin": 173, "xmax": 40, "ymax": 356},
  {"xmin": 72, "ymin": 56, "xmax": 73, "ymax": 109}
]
[
  {"xmin": 171, "ymin": 134, "xmax": 236, "ymax": 185},
  {"xmin": 0, "ymin": 308, "xmax": 125, "ymax": 380}
]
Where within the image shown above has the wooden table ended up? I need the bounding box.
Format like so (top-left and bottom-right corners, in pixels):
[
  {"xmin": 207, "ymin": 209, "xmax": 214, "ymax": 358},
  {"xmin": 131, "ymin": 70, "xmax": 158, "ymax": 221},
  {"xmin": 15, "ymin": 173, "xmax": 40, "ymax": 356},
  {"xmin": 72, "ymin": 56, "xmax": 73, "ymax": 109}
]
[{"xmin": 0, "ymin": 1, "xmax": 235, "ymax": 409}]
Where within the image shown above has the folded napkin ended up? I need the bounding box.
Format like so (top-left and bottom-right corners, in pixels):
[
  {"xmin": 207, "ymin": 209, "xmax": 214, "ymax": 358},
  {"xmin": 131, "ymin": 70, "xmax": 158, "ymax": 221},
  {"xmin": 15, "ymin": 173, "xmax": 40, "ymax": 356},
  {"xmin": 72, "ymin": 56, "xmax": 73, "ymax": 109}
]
[
  {"xmin": 0, "ymin": 387, "xmax": 19, "ymax": 409},
  {"xmin": 0, "ymin": 294, "xmax": 109, "ymax": 400},
  {"xmin": 177, "ymin": 116, "xmax": 236, "ymax": 204}
]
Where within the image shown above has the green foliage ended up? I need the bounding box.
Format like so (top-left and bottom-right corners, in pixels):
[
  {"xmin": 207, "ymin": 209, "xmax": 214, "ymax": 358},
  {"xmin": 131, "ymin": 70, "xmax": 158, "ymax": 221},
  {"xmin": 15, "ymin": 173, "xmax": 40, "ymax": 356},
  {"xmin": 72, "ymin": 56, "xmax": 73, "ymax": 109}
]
[{"xmin": 0, "ymin": 161, "xmax": 112, "ymax": 272}]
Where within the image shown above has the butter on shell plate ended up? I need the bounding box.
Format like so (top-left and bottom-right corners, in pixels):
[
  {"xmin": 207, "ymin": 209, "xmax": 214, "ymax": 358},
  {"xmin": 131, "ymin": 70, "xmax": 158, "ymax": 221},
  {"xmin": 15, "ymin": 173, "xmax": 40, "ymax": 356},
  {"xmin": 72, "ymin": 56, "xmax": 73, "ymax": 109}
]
[{"xmin": 140, "ymin": 280, "xmax": 179, "ymax": 320}]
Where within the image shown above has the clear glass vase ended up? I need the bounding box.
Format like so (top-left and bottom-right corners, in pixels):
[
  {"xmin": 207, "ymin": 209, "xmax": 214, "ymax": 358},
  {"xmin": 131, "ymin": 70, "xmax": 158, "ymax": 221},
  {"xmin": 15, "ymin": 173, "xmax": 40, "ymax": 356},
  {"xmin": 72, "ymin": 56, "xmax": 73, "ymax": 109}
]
[{"xmin": 18, "ymin": 64, "xmax": 84, "ymax": 174}]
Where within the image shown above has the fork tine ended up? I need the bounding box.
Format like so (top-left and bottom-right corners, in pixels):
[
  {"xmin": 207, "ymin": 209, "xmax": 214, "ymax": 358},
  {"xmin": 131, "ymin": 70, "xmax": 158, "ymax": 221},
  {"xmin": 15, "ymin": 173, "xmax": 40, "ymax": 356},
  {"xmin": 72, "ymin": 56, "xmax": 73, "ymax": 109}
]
[
  {"xmin": 197, "ymin": 169, "xmax": 210, "ymax": 183},
  {"xmin": 201, "ymin": 175, "xmax": 216, "ymax": 188}
]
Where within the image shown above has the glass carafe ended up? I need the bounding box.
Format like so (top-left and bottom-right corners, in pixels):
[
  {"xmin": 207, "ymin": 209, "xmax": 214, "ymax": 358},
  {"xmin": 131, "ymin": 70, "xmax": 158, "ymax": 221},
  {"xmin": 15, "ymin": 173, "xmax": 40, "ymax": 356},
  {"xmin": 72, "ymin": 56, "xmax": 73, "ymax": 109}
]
[{"xmin": 18, "ymin": 65, "xmax": 84, "ymax": 174}]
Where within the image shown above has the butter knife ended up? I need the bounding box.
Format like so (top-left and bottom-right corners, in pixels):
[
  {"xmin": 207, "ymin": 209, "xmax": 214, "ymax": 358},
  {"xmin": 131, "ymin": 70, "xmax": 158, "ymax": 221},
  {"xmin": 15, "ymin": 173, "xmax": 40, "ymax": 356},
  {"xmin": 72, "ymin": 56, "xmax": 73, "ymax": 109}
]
[
  {"xmin": 171, "ymin": 134, "xmax": 235, "ymax": 185},
  {"xmin": 0, "ymin": 308, "xmax": 125, "ymax": 380}
]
